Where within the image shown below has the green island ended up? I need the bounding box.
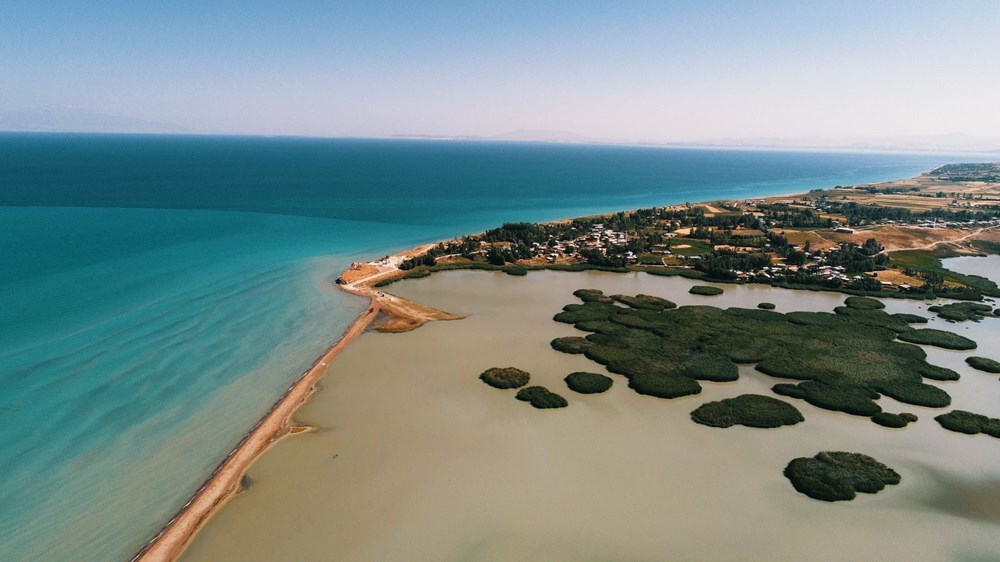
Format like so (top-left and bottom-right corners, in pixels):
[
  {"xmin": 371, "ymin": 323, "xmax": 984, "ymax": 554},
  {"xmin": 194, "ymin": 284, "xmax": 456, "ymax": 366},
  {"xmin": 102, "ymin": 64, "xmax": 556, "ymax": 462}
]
[
  {"xmin": 784, "ymin": 452, "xmax": 901, "ymax": 502},
  {"xmin": 690, "ymin": 394, "xmax": 803, "ymax": 428},
  {"xmin": 927, "ymin": 302, "xmax": 996, "ymax": 322},
  {"xmin": 550, "ymin": 289, "xmax": 958, "ymax": 416},
  {"xmin": 965, "ymin": 356, "xmax": 1000, "ymax": 373},
  {"xmin": 564, "ymin": 372, "xmax": 613, "ymax": 394},
  {"xmin": 757, "ymin": 302, "xmax": 776, "ymax": 310},
  {"xmin": 515, "ymin": 386, "xmax": 569, "ymax": 409},
  {"xmin": 479, "ymin": 367, "xmax": 530, "ymax": 389},
  {"xmin": 935, "ymin": 411, "xmax": 1000, "ymax": 438},
  {"xmin": 689, "ymin": 285, "xmax": 724, "ymax": 296},
  {"xmin": 871, "ymin": 412, "xmax": 918, "ymax": 428}
]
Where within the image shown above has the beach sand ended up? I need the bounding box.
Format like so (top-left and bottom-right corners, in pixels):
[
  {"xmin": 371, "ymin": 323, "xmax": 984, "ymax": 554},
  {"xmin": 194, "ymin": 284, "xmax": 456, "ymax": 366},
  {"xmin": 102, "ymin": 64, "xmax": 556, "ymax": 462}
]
[{"xmin": 182, "ymin": 269, "xmax": 1000, "ymax": 561}]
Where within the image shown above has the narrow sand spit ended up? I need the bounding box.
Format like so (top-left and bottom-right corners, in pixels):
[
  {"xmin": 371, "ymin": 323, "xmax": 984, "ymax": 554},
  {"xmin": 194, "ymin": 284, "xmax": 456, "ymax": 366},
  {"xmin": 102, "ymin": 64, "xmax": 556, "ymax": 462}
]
[{"xmin": 134, "ymin": 250, "xmax": 460, "ymax": 562}]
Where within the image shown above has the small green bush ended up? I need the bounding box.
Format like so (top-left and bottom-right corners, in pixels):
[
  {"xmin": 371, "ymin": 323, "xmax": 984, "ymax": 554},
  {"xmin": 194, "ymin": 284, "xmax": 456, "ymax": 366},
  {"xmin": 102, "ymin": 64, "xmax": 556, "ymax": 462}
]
[
  {"xmin": 612, "ymin": 293, "xmax": 677, "ymax": 310},
  {"xmin": 628, "ymin": 372, "xmax": 702, "ymax": 399},
  {"xmin": 927, "ymin": 302, "xmax": 994, "ymax": 322},
  {"xmin": 935, "ymin": 410, "xmax": 1000, "ymax": 438},
  {"xmin": 515, "ymin": 386, "xmax": 569, "ymax": 409},
  {"xmin": 892, "ymin": 313, "xmax": 928, "ymax": 324},
  {"xmin": 479, "ymin": 367, "xmax": 530, "ymax": 389},
  {"xmin": 550, "ymin": 336, "xmax": 591, "ymax": 354},
  {"xmin": 689, "ymin": 285, "xmax": 724, "ymax": 296},
  {"xmin": 573, "ymin": 289, "xmax": 614, "ymax": 303},
  {"xmin": 502, "ymin": 264, "xmax": 528, "ymax": 276},
  {"xmin": 871, "ymin": 412, "xmax": 914, "ymax": 428},
  {"xmin": 564, "ymin": 372, "xmax": 613, "ymax": 394},
  {"xmin": 784, "ymin": 451, "xmax": 901, "ymax": 502},
  {"xmin": 966, "ymin": 356, "xmax": 1000, "ymax": 373},
  {"xmin": 897, "ymin": 329, "xmax": 977, "ymax": 350},
  {"xmin": 918, "ymin": 364, "xmax": 960, "ymax": 381},
  {"xmin": 772, "ymin": 381, "xmax": 882, "ymax": 417},
  {"xmin": 758, "ymin": 302, "xmax": 776, "ymax": 310},
  {"xmin": 690, "ymin": 394, "xmax": 804, "ymax": 428},
  {"xmin": 844, "ymin": 296, "xmax": 886, "ymax": 310}
]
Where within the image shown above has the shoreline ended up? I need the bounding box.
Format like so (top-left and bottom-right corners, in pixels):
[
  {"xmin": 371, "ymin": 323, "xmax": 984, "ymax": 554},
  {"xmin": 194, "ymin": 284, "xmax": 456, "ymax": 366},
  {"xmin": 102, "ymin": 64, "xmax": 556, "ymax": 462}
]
[
  {"xmin": 133, "ymin": 166, "xmax": 997, "ymax": 561},
  {"xmin": 132, "ymin": 299, "xmax": 381, "ymax": 562}
]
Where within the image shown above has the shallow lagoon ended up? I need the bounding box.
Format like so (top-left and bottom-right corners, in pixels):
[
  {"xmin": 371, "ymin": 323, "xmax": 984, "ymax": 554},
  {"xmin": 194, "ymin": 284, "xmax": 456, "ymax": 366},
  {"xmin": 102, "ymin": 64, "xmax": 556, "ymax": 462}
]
[{"xmin": 186, "ymin": 269, "xmax": 1000, "ymax": 561}]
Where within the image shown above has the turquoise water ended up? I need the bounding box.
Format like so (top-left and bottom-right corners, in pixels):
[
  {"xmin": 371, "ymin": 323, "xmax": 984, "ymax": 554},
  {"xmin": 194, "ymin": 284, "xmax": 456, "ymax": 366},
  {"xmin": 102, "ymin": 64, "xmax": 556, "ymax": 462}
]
[{"xmin": 0, "ymin": 133, "xmax": 949, "ymax": 560}]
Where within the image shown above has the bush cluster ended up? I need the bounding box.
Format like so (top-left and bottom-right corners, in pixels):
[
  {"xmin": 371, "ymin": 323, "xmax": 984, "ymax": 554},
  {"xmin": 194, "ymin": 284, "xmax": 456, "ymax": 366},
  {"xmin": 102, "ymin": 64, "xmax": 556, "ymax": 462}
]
[
  {"xmin": 549, "ymin": 290, "xmax": 969, "ymax": 416},
  {"xmin": 897, "ymin": 329, "xmax": 977, "ymax": 350},
  {"xmin": 935, "ymin": 410, "xmax": 1000, "ymax": 438},
  {"xmin": 515, "ymin": 386, "xmax": 569, "ymax": 409},
  {"xmin": 784, "ymin": 451, "xmax": 901, "ymax": 502},
  {"xmin": 928, "ymin": 302, "xmax": 995, "ymax": 322},
  {"xmin": 690, "ymin": 394, "xmax": 804, "ymax": 428},
  {"xmin": 689, "ymin": 285, "xmax": 724, "ymax": 296},
  {"xmin": 479, "ymin": 367, "xmax": 530, "ymax": 389},
  {"xmin": 564, "ymin": 372, "xmax": 613, "ymax": 394},
  {"xmin": 966, "ymin": 356, "xmax": 1000, "ymax": 373},
  {"xmin": 871, "ymin": 412, "xmax": 917, "ymax": 428}
]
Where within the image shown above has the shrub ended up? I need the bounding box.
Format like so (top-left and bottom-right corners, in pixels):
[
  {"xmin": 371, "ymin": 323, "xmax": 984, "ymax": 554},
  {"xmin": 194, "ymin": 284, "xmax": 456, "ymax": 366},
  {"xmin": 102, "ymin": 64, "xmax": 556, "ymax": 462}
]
[
  {"xmin": 935, "ymin": 410, "xmax": 1000, "ymax": 438},
  {"xmin": 891, "ymin": 313, "xmax": 928, "ymax": 324},
  {"xmin": 689, "ymin": 285, "xmax": 724, "ymax": 296},
  {"xmin": 758, "ymin": 302, "xmax": 776, "ymax": 310},
  {"xmin": 628, "ymin": 372, "xmax": 702, "ymax": 399},
  {"xmin": 966, "ymin": 356, "xmax": 1000, "ymax": 373},
  {"xmin": 927, "ymin": 302, "xmax": 994, "ymax": 322},
  {"xmin": 897, "ymin": 329, "xmax": 977, "ymax": 350},
  {"xmin": 515, "ymin": 386, "xmax": 569, "ymax": 409},
  {"xmin": 479, "ymin": 367, "xmax": 530, "ymax": 389},
  {"xmin": 844, "ymin": 296, "xmax": 885, "ymax": 310},
  {"xmin": 871, "ymin": 412, "xmax": 914, "ymax": 428},
  {"xmin": 918, "ymin": 364, "xmax": 960, "ymax": 381},
  {"xmin": 612, "ymin": 293, "xmax": 677, "ymax": 310},
  {"xmin": 564, "ymin": 372, "xmax": 613, "ymax": 394},
  {"xmin": 573, "ymin": 288, "xmax": 614, "ymax": 303},
  {"xmin": 550, "ymin": 336, "xmax": 591, "ymax": 354},
  {"xmin": 690, "ymin": 394, "xmax": 804, "ymax": 428},
  {"xmin": 772, "ymin": 381, "xmax": 882, "ymax": 417},
  {"xmin": 502, "ymin": 264, "xmax": 528, "ymax": 276},
  {"xmin": 682, "ymin": 353, "xmax": 739, "ymax": 382},
  {"xmin": 784, "ymin": 451, "xmax": 901, "ymax": 502}
]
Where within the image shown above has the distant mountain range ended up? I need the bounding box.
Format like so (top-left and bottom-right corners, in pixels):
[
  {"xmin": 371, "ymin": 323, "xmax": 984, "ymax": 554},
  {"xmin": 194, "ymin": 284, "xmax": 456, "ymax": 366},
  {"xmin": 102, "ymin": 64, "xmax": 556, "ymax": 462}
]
[
  {"xmin": 0, "ymin": 106, "xmax": 188, "ymax": 134},
  {"xmin": 396, "ymin": 130, "xmax": 1000, "ymax": 155}
]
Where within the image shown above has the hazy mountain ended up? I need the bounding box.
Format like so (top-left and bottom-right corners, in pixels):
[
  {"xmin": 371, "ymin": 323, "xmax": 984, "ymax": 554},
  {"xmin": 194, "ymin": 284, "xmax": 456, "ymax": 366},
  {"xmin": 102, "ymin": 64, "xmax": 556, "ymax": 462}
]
[{"xmin": 0, "ymin": 106, "xmax": 188, "ymax": 134}]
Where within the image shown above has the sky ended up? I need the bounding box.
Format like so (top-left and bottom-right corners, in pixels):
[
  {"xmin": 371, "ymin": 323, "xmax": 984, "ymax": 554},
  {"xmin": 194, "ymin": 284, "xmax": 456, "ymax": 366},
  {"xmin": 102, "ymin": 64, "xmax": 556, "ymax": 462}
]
[{"xmin": 2, "ymin": 1, "xmax": 999, "ymax": 142}]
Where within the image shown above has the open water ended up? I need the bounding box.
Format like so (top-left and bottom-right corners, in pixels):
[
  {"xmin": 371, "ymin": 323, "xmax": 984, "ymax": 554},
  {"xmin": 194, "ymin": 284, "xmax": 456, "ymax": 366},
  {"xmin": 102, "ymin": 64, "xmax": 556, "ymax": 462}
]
[{"xmin": 0, "ymin": 133, "xmax": 949, "ymax": 560}]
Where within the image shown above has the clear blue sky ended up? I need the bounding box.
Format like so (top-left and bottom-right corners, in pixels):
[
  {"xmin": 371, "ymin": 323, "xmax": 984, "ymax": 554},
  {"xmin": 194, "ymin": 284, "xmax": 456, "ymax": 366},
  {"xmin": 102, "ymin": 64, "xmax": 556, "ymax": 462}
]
[{"xmin": 2, "ymin": 1, "xmax": 998, "ymax": 140}]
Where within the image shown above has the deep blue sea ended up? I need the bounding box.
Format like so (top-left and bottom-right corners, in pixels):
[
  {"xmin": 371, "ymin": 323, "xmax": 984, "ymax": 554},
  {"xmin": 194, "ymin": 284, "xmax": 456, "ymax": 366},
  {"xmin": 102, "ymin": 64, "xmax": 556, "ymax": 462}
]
[{"xmin": 0, "ymin": 133, "xmax": 951, "ymax": 560}]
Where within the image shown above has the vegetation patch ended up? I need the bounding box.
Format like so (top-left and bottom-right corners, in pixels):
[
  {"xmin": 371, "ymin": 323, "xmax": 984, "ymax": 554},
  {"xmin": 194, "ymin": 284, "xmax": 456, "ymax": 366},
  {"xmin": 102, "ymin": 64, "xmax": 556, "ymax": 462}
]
[
  {"xmin": 935, "ymin": 410, "xmax": 1000, "ymax": 438},
  {"xmin": 689, "ymin": 285, "xmax": 724, "ymax": 296},
  {"xmin": 690, "ymin": 394, "xmax": 803, "ymax": 428},
  {"xmin": 573, "ymin": 288, "xmax": 614, "ymax": 303},
  {"xmin": 551, "ymin": 290, "xmax": 960, "ymax": 416},
  {"xmin": 564, "ymin": 372, "xmax": 613, "ymax": 394},
  {"xmin": 757, "ymin": 302, "xmax": 776, "ymax": 310},
  {"xmin": 612, "ymin": 293, "xmax": 676, "ymax": 311},
  {"xmin": 891, "ymin": 313, "xmax": 928, "ymax": 324},
  {"xmin": 966, "ymin": 356, "xmax": 1000, "ymax": 373},
  {"xmin": 502, "ymin": 264, "xmax": 528, "ymax": 276},
  {"xmin": 928, "ymin": 302, "xmax": 995, "ymax": 322},
  {"xmin": 784, "ymin": 451, "xmax": 901, "ymax": 502},
  {"xmin": 515, "ymin": 386, "xmax": 569, "ymax": 409},
  {"xmin": 479, "ymin": 367, "xmax": 530, "ymax": 389},
  {"xmin": 871, "ymin": 412, "xmax": 916, "ymax": 428},
  {"xmin": 896, "ymin": 329, "xmax": 977, "ymax": 350},
  {"xmin": 918, "ymin": 363, "xmax": 961, "ymax": 381},
  {"xmin": 844, "ymin": 296, "xmax": 886, "ymax": 310}
]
